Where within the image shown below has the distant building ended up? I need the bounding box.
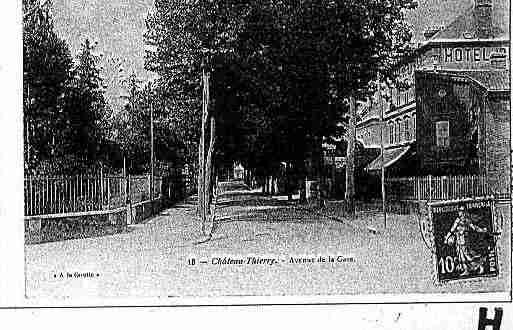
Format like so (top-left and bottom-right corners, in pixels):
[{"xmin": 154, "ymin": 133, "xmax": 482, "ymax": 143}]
[
  {"xmin": 359, "ymin": 0, "xmax": 509, "ymax": 178},
  {"xmin": 233, "ymin": 163, "xmax": 245, "ymax": 181}
]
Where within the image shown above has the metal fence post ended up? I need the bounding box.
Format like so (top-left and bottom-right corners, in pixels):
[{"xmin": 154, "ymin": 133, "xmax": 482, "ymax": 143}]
[
  {"xmin": 148, "ymin": 173, "xmax": 151, "ymax": 201},
  {"xmin": 29, "ymin": 176, "xmax": 33, "ymax": 216},
  {"xmin": 125, "ymin": 173, "xmax": 130, "ymax": 225},
  {"xmin": 416, "ymin": 176, "xmax": 420, "ymax": 200},
  {"xmin": 107, "ymin": 176, "xmax": 111, "ymax": 210},
  {"xmin": 100, "ymin": 167, "xmax": 104, "ymax": 210},
  {"xmin": 428, "ymin": 175, "xmax": 433, "ymax": 202}
]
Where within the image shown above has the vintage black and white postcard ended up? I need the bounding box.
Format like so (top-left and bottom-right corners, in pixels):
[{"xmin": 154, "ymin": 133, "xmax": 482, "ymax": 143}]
[{"xmin": 19, "ymin": 0, "xmax": 511, "ymax": 304}]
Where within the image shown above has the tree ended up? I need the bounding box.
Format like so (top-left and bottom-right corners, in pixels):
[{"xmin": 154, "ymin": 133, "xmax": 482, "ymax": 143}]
[
  {"xmin": 63, "ymin": 39, "xmax": 108, "ymax": 163},
  {"xmin": 23, "ymin": 0, "xmax": 74, "ymax": 172},
  {"xmin": 214, "ymin": 0, "xmax": 417, "ymax": 206},
  {"xmin": 24, "ymin": 1, "xmax": 114, "ymax": 174},
  {"xmin": 145, "ymin": 0, "xmax": 252, "ymax": 236},
  {"xmin": 110, "ymin": 74, "xmax": 184, "ymax": 173},
  {"xmin": 319, "ymin": 0, "xmax": 418, "ymax": 213},
  {"xmin": 112, "ymin": 73, "xmax": 143, "ymax": 164},
  {"xmin": 145, "ymin": 0, "xmax": 418, "ymax": 223}
]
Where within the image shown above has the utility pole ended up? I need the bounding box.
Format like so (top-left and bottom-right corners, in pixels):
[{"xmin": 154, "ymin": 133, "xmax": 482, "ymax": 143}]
[
  {"xmin": 377, "ymin": 73, "xmax": 387, "ymax": 229},
  {"xmin": 345, "ymin": 94, "xmax": 356, "ymax": 215},
  {"xmin": 25, "ymin": 82, "xmax": 31, "ymax": 171},
  {"xmin": 150, "ymin": 97, "xmax": 154, "ymax": 208}
]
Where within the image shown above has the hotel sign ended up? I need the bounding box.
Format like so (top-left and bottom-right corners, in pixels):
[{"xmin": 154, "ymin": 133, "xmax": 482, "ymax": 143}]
[{"xmin": 440, "ymin": 46, "xmax": 508, "ymax": 63}]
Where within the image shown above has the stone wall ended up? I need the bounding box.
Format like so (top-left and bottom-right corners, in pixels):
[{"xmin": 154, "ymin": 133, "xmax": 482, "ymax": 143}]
[{"xmin": 25, "ymin": 198, "xmax": 163, "ymax": 244}]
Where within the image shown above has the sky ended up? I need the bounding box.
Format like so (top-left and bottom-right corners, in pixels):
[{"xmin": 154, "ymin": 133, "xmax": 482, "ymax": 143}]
[
  {"xmin": 51, "ymin": 0, "xmax": 475, "ymax": 110},
  {"xmin": 53, "ymin": 0, "xmax": 153, "ymax": 76},
  {"xmin": 52, "ymin": 0, "xmax": 155, "ymax": 111}
]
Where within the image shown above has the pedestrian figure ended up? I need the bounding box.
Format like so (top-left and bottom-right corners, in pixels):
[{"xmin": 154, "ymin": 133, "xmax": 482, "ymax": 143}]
[{"xmin": 444, "ymin": 206, "xmax": 488, "ymax": 276}]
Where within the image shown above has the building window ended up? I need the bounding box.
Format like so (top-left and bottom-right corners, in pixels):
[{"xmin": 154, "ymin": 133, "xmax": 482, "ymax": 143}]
[
  {"xmin": 404, "ymin": 116, "xmax": 410, "ymax": 140},
  {"xmin": 436, "ymin": 121, "xmax": 450, "ymax": 148},
  {"xmin": 389, "ymin": 122, "xmax": 394, "ymax": 144},
  {"xmin": 395, "ymin": 120, "xmax": 401, "ymax": 143},
  {"xmin": 407, "ymin": 87, "xmax": 415, "ymax": 103}
]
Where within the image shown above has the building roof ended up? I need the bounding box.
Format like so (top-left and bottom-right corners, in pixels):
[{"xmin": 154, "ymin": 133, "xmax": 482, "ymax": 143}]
[
  {"xmin": 358, "ymin": 1, "xmax": 510, "ymax": 125},
  {"xmin": 418, "ymin": 69, "xmax": 511, "ymax": 92},
  {"xmin": 428, "ymin": 0, "xmax": 510, "ymax": 42},
  {"xmin": 460, "ymin": 70, "xmax": 511, "ymax": 91},
  {"xmin": 406, "ymin": 0, "xmax": 474, "ymax": 43}
]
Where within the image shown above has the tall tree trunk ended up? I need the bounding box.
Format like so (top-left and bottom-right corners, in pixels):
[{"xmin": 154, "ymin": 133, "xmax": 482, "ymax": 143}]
[
  {"xmin": 198, "ymin": 65, "xmax": 209, "ymax": 233},
  {"xmin": 297, "ymin": 160, "xmax": 307, "ymax": 203},
  {"xmin": 197, "ymin": 99, "xmax": 204, "ymax": 217},
  {"xmin": 204, "ymin": 115, "xmax": 216, "ymax": 236},
  {"xmin": 284, "ymin": 162, "xmax": 292, "ymax": 201},
  {"xmin": 312, "ymin": 135, "xmax": 323, "ymax": 204},
  {"xmin": 197, "ymin": 123, "xmax": 204, "ymax": 219},
  {"xmin": 345, "ymin": 95, "xmax": 356, "ymax": 215}
]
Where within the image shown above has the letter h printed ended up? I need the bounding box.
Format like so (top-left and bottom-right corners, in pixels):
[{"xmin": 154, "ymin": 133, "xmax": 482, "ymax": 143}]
[{"xmin": 478, "ymin": 307, "xmax": 503, "ymax": 330}]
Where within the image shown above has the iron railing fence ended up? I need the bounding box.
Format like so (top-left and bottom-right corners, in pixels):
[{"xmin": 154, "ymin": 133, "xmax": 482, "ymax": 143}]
[
  {"xmin": 24, "ymin": 174, "xmax": 163, "ymax": 217},
  {"xmin": 385, "ymin": 175, "xmax": 509, "ymax": 201}
]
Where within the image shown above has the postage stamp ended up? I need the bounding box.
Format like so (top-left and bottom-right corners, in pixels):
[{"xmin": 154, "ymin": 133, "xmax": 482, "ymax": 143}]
[{"xmin": 429, "ymin": 198, "xmax": 501, "ymax": 283}]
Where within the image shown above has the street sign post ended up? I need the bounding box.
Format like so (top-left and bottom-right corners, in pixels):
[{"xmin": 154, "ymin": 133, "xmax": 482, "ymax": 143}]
[{"xmin": 377, "ymin": 73, "xmax": 387, "ymax": 229}]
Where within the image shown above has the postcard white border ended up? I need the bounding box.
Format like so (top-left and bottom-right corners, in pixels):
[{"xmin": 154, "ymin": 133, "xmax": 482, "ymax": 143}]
[{"xmin": 0, "ymin": 0, "xmax": 511, "ymax": 309}]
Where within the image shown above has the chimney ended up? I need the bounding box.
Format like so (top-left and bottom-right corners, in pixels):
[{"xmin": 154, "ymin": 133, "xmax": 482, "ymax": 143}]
[
  {"xmin": 490, "ymin": 52, "xmax": 507, "ymax": 70},
  {"xmin": 423, "ymin": 25, "xmax": 444, "ymax": 40},
  {"xmin": 475, "ymin": 0, "xmax": 493, "ymax": 38}
]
